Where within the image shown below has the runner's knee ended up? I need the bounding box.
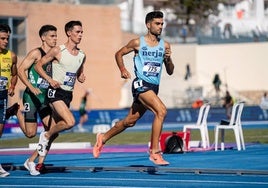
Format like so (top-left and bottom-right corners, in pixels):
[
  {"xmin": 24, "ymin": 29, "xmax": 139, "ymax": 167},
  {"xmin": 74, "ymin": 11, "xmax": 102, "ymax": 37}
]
[
  {"xmin": 25, "ymin": 131, "xmax": 36, "ymax": 138},
  {"xmin": 65, "ymin": 117, "xmax": 76, "ymax": 129},
  {"xmin": 156, "ymin": 106, "xmax": 167, "ymax": 120}
]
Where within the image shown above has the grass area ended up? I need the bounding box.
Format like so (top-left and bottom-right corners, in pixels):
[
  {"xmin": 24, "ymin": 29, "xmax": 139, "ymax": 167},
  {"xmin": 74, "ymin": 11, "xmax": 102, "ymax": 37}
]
[{"xmin": 0, "ymin": 129, "xmax": 267, "ymax": 148}]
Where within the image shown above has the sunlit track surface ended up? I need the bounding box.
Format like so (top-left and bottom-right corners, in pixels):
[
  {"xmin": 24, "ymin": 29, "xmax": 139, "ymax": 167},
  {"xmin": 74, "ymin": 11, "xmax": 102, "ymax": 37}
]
[{"xmin": 1, "ymin": 144, "xmax": 268, "ymax": 187}]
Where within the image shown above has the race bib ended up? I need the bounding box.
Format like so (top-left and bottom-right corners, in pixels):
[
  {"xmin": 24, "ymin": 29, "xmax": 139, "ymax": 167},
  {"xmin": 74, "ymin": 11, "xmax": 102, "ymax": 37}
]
[
  {"xmin": 133, "ymin": 80, "xmax": 143, "ymax": 89},
  {"xmin": 47, "ymin": 88, "xmax": 56, "ymax": 98},
  {"xmin": 63, "ymin": 72, "xmax": 76, "ymax": 87},
  {"xmin": 37, "ymin": 77, "xmax": 49, "ymax": 89},
  {"xmin": 0, "ymin": 76, "xmax": 8, "ymax": 90},
  {"xmin": 143, "ymin": 62, "xmax": 161, "ymax": 77},
  {"xmin": 24, "ymin": 103, "xmax": 30, "ymax": 112}
]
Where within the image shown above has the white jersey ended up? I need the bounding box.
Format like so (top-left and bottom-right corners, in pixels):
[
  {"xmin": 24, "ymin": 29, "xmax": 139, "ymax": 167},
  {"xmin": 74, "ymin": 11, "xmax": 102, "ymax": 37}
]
[{"xmin": 52, "ymin": 45, "xmax": 85, "ymax": 91}]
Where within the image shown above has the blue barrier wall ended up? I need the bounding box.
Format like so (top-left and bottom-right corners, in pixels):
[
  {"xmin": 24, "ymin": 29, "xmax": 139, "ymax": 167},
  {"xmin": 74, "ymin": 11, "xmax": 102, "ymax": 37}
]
[
  {"xmin": 3, "ymin": 105, "xmax": 267, "ymax": 134},
  {"xmin": 74, "ymin": 105, "xmax": 267, "ymax": 126}
]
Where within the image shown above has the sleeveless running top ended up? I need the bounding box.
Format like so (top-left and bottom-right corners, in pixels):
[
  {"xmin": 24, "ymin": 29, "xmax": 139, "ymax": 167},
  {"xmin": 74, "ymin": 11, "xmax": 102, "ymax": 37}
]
[
  {"xmin": 133, "ymin": 36, "xmax": 165, "ymax": 85},
  {"xmin": 28, "ymin": 47, "xmax": 51, "ymax": 90},
  {"xmin": 52, "ymin": 45, "xmax": 85, "ymax": 91},
  {"xmin": 0, "ymin": 50, "xmax": 12, "ymax": 90}
]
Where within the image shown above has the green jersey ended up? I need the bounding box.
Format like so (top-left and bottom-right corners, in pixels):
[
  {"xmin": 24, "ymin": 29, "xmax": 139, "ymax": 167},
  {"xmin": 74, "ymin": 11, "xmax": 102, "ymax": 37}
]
[{"xmin": 28, "ymin": 47, "xmax": 52, "ymax": 91}]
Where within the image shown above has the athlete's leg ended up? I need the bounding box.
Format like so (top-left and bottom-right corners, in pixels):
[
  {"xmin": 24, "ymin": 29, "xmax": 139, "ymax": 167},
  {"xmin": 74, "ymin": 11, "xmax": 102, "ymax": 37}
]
[
  {"xmin": 20, "ymin": 91, "xmax": 44, "ymax": 138},
  {"xmin": 36, "ymin": 114, "xmax": 58, "ymax": 165},
  {"xmin": 138, "ymin": 90, "xmax": 167, "ymax": 154},
  {"xmin": 137, "ymin": 90, "xmax": 169, "ymax": 165},
  {"xmin": 93, "ymin": 102, "xmax": 146, "ymax": 158},
  {"xmin": 0, "ymin": 124, "xmax": 3, "ymax": 138},
  {"xmin": 103, "ymin": 102, "xmax": 146, "ymax": 143},
  {"xmin": 0, "ymin": 91, "xmax": 7, "ymax": 138},
  {"xmin": 43, "ymin": 100, "xmax": 75, "ymax": 140},
  {"xmin": 77, "ymin": 113, "xmax": 88, "ymax": 132}
]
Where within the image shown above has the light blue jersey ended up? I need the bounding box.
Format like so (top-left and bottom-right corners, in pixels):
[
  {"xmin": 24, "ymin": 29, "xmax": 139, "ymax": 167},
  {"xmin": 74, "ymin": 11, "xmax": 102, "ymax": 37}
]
[{"xmin": 134, "ymin": 36, "xmax": 165, "ymax": 85}]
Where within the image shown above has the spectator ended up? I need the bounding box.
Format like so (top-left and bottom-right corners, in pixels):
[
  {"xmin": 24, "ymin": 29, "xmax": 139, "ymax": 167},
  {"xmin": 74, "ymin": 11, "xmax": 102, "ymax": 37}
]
[
  {"xmin": 213, "ymin": 73, "xmax": 221, "ymax": 94},
  {"xmin": 260, "ymin": 92, "xmax": 268, "ymax": 119},
  {"xmin": 184, "ymin": 64, "xmax": 191, "ymax": 81},
  {"xmin": 222, "ymin": 90, "xmax": 233, "ymax": 119},
  {"xmin": 77, "ymin": 90, "xmax": 91, "ymax": 132}
]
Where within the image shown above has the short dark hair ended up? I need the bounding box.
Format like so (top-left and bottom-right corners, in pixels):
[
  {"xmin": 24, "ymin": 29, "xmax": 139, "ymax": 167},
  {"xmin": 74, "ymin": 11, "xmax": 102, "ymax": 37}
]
[
  {"xmin": 65, "ymin": 20, "xmax": 82, "ymax": 36},
  {"xmin": 39, "ymin": 25, "xmax": 57, "ymax": 38},
  {"xmin": 145, "ymin": 11, "xmax": 163, "ymax": 24},
  {"xmin": 0, "ymin": 24, "xmax": 11, "ymax": 33}
]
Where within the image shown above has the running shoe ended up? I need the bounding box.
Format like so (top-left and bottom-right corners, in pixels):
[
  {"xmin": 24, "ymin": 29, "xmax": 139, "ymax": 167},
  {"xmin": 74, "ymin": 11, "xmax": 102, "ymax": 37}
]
[
  {"xmin": 36, "ymin": 163, "xmax": 46, "ymax": 174},
  {"xmin": 37, "ymin": 131, "xmax": 49, "ymax": 157},
  {"xmin": 93, "ymin": 133, "xmax": 104, "ymax": 158},
  {"xmin": 149, "ymin": 151, "xmax": 169, "ymax": 166},
  {"xmin": 0, "ymin": 164, "xmax": 10, "ymax": 177},
  {"xmin": 5, "ymin": 103, "xmax": 20, "ymax": 120},
  {"xmin": 24, "ymin": 159, "xmax": 40, "ymax": 176},
  {"xmin": 77, "ymin": 125, "xmax": 87, "ymax": 133}
]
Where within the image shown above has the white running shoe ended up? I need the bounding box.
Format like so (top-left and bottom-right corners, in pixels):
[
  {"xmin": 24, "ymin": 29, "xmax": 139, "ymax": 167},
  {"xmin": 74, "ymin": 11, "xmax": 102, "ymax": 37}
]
[
  {"xmin": 0, "ymin": 164, "xmax": 10, "ymax": 177},
  {"xmin": 77, "ymin": 125, "xmax": 87, "ymax": 132},
  {"xmin": 24, "ymin": 159, "xmax": 40, "ymax": 176},
  {"xmin": 37, "ymin": 131, "xmax": 49, "ymax": 157}
]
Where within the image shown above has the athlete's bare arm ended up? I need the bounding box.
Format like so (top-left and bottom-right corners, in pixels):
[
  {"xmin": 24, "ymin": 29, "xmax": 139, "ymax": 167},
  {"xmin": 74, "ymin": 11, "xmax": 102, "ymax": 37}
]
[
  {"xmin": 164, "ymin": 41, "xmax": 174, "ymax": 75},
  {"xmin": 9, "ymin": 51, "xmax": 18, "ymax": 96},
  {"xmin": 35, "ymin": 46, "xmax": 61, "ymax": 88},
  {"xmin": 115, "ymin": 38, "xmax": 140, "ymax": 79},
  {"xmin": 77, "ymin": 56, "xmax": 86, "ymax": 83},
  {"xmin": 18, "ymin": 49, "xmax": 42, "ymax": 95}
]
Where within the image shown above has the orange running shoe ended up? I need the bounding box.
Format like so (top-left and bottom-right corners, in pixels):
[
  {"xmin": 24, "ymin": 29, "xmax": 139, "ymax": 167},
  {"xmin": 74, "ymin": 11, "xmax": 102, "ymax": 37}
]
[
  {"xmin": 93, "ymin": 133, "xmax": 104, "ymax": 158},
  {"xmin": 149, "ymin": 151, "xmax": 169, "ymax": 166}
]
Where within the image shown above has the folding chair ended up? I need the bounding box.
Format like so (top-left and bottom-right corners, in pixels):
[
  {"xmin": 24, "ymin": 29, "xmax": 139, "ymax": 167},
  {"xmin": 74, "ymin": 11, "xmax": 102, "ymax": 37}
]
[
  {"xmin": 214, "ymin": 102, "xmax": 245, "ymax": 151},
  {"xmin": 183, "ymin": 103, "xmax": 210, "ymax": 150}
]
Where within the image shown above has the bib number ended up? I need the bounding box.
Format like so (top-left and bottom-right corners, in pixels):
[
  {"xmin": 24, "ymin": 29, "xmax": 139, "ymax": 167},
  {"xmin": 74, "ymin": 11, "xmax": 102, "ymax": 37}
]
[
  {"xmin": 142, "ymin": 62, "xmax": 161, "ymax": 77},
  {"xmin": 47, "ymin": 88, "xmax": 56, "ymax": 98},
  {"xmin": 133, "ymin": 80, "xmax": 143, "ymax": 89},
  {"xmin": 24, "ymin": 103, "xmax": 30, "ymax": 112},
  {"xmin": 63, "ymin": 72, "xmax": 76, "ymax": 87},
  {"xmin": 0, "ymin": 76, "xmax": 8, "ymax": 90},
  {"xmin": 37, "ymin": 77, "xmax": 49, "ymax": 89}
]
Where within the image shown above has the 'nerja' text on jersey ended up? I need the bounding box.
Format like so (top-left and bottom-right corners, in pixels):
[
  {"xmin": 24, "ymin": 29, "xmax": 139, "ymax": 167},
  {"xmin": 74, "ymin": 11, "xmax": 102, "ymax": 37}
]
[{"xmin": 134, "ymin": 36, "xmax": 165, "ymax": 85}]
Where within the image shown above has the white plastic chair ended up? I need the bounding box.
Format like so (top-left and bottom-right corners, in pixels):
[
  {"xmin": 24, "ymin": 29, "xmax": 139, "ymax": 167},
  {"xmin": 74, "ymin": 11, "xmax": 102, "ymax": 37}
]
[
  {"xmin": 214, "ymin": 102, "xmax": 245, "ymax": 151},
  {"xmin": 183, "ymin": 103, "xmax": 211, "ymax": 150}
]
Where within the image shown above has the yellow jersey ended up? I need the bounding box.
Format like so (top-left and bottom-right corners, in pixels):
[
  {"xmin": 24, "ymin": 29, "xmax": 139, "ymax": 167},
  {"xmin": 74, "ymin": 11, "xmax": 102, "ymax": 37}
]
[{"xmin": 0, "ymin": 50, "xmax": 12, "ymax": 90}]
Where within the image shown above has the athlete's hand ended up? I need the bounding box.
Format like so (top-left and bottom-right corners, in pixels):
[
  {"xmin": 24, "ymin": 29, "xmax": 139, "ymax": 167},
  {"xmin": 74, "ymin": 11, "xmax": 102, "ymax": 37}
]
[
  {"xmin": 164, "ymin": 48, "xmax": 171, "ymax": 61},
  {"xmin": 8, "ymin": 87, "xmax": 15, "ymax": 97},
  {"xmin": 49, "ymin": 79, "xmax": 60, "ymax": 89},
  {"xmin": 29, "ymin": 87, "xmax": 42, "ymax": 96},
  {"xmin": 120, "ymin": 68, "xmax": 131, "ymax": 79},
  {"xmin": 77, "ymin": 73, "xmax": 86, "ymax": 83}
]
